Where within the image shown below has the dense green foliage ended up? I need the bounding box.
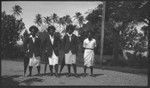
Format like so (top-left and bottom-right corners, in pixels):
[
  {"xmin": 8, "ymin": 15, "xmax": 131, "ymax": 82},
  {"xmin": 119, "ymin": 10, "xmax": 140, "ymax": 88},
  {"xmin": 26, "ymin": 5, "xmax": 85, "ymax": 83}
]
[
  {"xmin": 1, "ymin": 11, "xmax": 25, "ymax": 58},
  {"xmin": 1, "ymin": 5, "xmax": 25, "ymax": 58}
]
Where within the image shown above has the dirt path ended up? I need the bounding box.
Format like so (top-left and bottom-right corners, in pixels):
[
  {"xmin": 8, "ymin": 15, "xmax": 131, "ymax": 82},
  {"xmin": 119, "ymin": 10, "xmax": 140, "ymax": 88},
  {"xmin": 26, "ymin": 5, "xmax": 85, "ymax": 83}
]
[{"xmin": 1, "ymin": 60, "xmax": 148, "ymax": 86}]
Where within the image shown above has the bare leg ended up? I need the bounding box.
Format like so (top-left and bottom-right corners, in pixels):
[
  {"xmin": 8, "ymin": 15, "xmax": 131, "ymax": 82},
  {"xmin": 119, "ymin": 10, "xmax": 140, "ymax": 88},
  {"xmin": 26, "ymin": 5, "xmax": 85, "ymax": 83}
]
[
  {"xmin": 28, "ymin": 66, "xmax": 32, "ymax": 77},
  {"xmin": 59, "ymin": 57, "xmax": 65, "ymax": 73},
  {"xmin": 83, "ymin": 66, "xmax": 87, "ymax": 77},
  {"xmin": 55, "ymin": 64, "xmax": 59, "ymax": 77},
  {"xmin": 49, "ymin": 65, "xmax": 53, "ymax": 76},
  {"xmin": 67, "ymin": 64, "xmax": 71, "ymax": 77},
  {"xmin": 24, "ymin": 56, "xmax": 29, "ymax": 76},
  {"xmin": 73, "ymin": 64, "xmax": 78, "ymax": 77},
  {"xmin": 59, "ymin": 63, "xmax": 65, "ymax": 73},
  {"xmin": 37, "ymin": 66, "xmax": 41, "ymax": 75},
  {"xmin": 44, "ymin": 64, "xmax": 47, "ymax": 74},
  {"xmin": 90, "ymin": 66, "xmax": 93, "ymax": 76}
]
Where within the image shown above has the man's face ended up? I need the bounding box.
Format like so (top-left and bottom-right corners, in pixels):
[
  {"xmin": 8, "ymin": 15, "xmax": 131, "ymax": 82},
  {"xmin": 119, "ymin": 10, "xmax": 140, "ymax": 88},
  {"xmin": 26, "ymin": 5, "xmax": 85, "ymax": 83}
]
[
  {"xmin": 68, "ymin": 29, "xmax": 73, "ymax": 34},
  {"xmin": 88, "ymin": 32, "xmax": 92, "ymax": 39},
  {"xmin": 48, "ymin": 28, "xmax": 55, "ymax": 36},
  {"xmin": 30, "ymin": 29, "xmax": 36, "ymax": 36}
]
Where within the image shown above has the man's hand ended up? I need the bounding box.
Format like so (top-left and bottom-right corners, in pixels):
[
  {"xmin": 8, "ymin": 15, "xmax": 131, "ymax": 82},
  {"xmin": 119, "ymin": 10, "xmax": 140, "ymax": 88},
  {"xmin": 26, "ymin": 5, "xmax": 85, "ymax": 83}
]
[
  {"xmin": 45, "ymin": 50, "xmax": 48, "ymax": 53},
  {"xmin": 26, "ymin": 50, "xmax": 29, "ymax": 53}
]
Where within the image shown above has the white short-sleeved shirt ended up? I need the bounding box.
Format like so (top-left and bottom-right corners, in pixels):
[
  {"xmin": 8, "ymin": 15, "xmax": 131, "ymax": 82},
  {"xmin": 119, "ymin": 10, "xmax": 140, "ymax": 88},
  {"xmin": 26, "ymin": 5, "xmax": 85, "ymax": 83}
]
[{"xmin": 83, "ymin": 38, "xmax": 96, "ymax": 49}]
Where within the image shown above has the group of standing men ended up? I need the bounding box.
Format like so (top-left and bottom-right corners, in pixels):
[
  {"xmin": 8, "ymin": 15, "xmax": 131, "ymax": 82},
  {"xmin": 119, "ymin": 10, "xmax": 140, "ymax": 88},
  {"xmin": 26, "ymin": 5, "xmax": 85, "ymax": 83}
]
[{"xmin": 23, "ymin": 24, "xmax": 97, "ymax": 77}]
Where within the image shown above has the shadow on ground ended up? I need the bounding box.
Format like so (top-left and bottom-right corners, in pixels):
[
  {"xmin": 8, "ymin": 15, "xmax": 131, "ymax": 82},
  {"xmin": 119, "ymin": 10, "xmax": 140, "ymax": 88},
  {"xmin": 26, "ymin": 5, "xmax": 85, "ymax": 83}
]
[
  {"xmin": 34, "ymin": 72, "xmax": 104, "ymax": 78},
  {"xmin": 1, "ymin": 75, "xmax": 44, "ymax": 86},
  {"xmin": 92, "ymin": 73, "xmax": 104, "ymax": 77},
  {"xmin": 1, "ymin": 75, "xmax": 21, "ymax": 86},
  {"xmin": 77, "ymin": 73, "xmax": 104, "ymax": 78},
  {"xmin": 20, "ymin": 78, "xmax": 43, "ymax": 86},
  {"xmin": 34, "ymin": 73, "xmax": 68, "ymax": 77}
]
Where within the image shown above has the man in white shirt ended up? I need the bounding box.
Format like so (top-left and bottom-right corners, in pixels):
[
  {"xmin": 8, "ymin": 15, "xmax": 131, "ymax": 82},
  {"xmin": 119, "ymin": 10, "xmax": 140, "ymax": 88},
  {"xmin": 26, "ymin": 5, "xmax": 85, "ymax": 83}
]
[{"xmin": 83, "ymin": 31, "xmax": 96, "ymax": 77}]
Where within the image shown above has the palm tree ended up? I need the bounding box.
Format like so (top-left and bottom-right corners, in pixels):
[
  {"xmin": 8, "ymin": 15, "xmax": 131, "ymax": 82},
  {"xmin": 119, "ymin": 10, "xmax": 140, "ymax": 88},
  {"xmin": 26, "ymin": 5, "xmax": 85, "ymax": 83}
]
[
  {"xmin": 78, "ymin": 16, "xmax": 84, "ymax": 27},
  {"xmin": 74, "ymin": 12, "xmax": 84, "ymax": 27},
  {"xmin": 44, "ymin": 16, "xmax": 52, "ymax": 26},
  {"xmin": 12, "ymin": 5, "xmax": 22, "ymax": 18},
  {"xmin": 16, "ymin": 18, "xmax": 25, "ymax": 33},
  {"xmin": 57, "ymin": 17, "xmax": 66, "ymax": 34},
  {"xmin": 12, "ymin": 5, "xmax": 25, "ymax": 41},
  {"xmin": 58, "ymin": 17, "xmax": 65, "ymax": 26},
  {"xmin": 51, "ymin": 13, "xmax": 59, "ymax": 25},
  {"xmin": 34, "ymin": 14, "xmax": 43, "ymax": 27},
  {"xmin": 75, "ymin": 12, "xmax": 81, "ymax": 20},
  {"xmin": 58, "ymin": 17, "xmax": 66, "ymax": 29},
  {"xmin": 63, "ymin": 15, "xmax": 72, "ymax": 25}
]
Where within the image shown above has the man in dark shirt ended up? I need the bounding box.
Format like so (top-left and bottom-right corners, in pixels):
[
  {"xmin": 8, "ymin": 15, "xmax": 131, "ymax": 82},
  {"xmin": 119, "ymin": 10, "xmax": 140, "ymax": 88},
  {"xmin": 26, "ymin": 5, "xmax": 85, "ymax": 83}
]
[
  {"xmin": 44, "ymin": 26, "xmax": 61, "ymax": 77},
  {"xmin": 62, "ymin": 24, "xmax": 78, "ymax": 77},
  {"xmin": 23, "ymin": 25, "xmax": 42, "ymax": 76}
]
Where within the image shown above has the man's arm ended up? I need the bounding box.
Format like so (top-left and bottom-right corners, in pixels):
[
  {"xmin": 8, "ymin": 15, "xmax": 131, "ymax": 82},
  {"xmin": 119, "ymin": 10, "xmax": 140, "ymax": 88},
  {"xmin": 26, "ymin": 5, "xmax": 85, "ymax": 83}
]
[
  {"xmin": 74, "ymin": 35, "xmax": 79, "ymax": 54},
  {"xmin": 94, "ymin": 39, "xmax": 97, "ymax": 48},
  {"xmin": 43, "ymin": 35, "xmax": 49, "ymax": 53},
  {"xmin": 56, "ymin": 36, "xmax": 62, "ymax": 50},
  {"xmin": 38, "ymin": 37, "xmax": 42, "ymax": 57},
  {"xmin": 83, "ymin": 39, "xmax": 87, "ymax": 50},
  {"xmin": 23, "ymin": 37, "xmax": 29, "ymax": 53},
  {"xmin": 62, "ymin": 35, "xmax": 66, "ymax": 51}
]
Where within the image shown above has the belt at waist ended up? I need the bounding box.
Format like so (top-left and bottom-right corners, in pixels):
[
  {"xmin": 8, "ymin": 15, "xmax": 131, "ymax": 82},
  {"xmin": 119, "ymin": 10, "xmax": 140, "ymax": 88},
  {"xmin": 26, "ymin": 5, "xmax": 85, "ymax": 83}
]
[{"xmin": 85, "ymin": 48, "xmax": 94, "ymax": 50}]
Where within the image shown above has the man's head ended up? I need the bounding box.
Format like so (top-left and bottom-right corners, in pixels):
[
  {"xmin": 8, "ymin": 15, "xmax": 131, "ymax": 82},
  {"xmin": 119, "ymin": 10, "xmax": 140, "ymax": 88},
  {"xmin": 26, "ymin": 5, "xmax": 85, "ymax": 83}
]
[
  {"xmin": 87, "ymin": 30, "xmax": 94, "ymax": 40},
  {"xmin": 47, "ymin": 25, "xmax": 56, "ymax": 36},
  {"xmin": 29, "ymin": 25, "xmax": 39, "ymax": 36},
  {"xmin": 66, "ymin": 24, "xmax": 75, "ymax": 34}
]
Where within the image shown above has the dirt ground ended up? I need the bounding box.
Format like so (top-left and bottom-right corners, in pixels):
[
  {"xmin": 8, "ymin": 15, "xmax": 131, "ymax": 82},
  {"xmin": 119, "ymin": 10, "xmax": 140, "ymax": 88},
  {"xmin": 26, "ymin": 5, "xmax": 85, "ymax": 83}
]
[{"xmin": 1, "ymin": 60, "xmax": 148, "ymax": 86}]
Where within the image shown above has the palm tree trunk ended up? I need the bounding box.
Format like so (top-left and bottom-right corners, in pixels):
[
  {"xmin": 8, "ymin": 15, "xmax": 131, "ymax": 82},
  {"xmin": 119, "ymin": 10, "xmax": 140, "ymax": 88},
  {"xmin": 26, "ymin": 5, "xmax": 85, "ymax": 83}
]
[
  {"xmin": 148, "ymin": 24, "xmax": 150, "ymax": 58},
  {"xmin": 112, "ymin": 29, "xmax": 120, "ymax": 65},
  {"xmin": 100, "ymin": 1, "xmax": 106, "ymax": 66}
]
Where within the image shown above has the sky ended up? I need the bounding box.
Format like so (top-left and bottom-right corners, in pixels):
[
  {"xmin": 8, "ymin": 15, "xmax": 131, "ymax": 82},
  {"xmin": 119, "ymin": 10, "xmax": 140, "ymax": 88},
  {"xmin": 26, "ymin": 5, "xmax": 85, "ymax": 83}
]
[
  {"xmin": 2, "ymin": 1, "xmax": 147, "ymax": 35},
  {"xmin": 2, "ymin": 1, "xmax": 101, "ymax": 30}
]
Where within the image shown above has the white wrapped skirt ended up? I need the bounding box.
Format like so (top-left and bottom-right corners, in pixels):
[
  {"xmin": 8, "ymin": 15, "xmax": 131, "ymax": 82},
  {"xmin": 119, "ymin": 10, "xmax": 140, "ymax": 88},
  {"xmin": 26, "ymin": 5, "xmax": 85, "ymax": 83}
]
[
  {"xmin": 29, "ymin": 54, "xmax": 41, "ymax": 67},
  {"xmin": 84, "ymin": 49, "xmax": 94, "ymax": 67},
  {"xmin": 48, "ymin": 51, "xmax": 58, "ymax": 66},
  {"xmin": 65, "ymin": 51, "xmax": 76, "ymax": 64}
]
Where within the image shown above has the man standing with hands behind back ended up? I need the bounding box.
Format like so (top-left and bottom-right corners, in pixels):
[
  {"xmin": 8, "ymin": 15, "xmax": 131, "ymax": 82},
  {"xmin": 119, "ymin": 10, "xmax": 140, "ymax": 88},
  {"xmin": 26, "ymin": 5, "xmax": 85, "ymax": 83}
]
[
  {"xmin": 23, "ymin": 25, "xmax": 42, "ymax": 77},
  {"xmin": 44, "ymin": 26, "xmax": 61, "ymax": 77},
  {"xmin": 63, "ymin": 24, "xmax": 78, "ymax": 77}
]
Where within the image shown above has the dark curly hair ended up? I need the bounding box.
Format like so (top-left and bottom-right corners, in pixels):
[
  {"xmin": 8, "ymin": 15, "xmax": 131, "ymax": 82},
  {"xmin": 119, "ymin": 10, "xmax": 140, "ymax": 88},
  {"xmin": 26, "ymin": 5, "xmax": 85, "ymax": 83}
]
[
  {"xmin": 66, "ymin": 24, "xmax": 75, "ymax": 33},
  {"xmin": 47, "ymin": 25, "xmax": 56, "ymax": 32},
  {"xmin": 29, "ymin": 25, "xmax": 39, "ymax": 33}
]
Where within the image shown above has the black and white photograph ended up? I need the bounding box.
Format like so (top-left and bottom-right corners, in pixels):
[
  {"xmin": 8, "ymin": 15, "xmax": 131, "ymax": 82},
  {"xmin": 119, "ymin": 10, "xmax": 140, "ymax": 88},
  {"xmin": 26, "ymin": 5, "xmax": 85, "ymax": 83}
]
[{"xmin": 1, "ymin": 0, "xmax": 149, "ymax": 87}]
